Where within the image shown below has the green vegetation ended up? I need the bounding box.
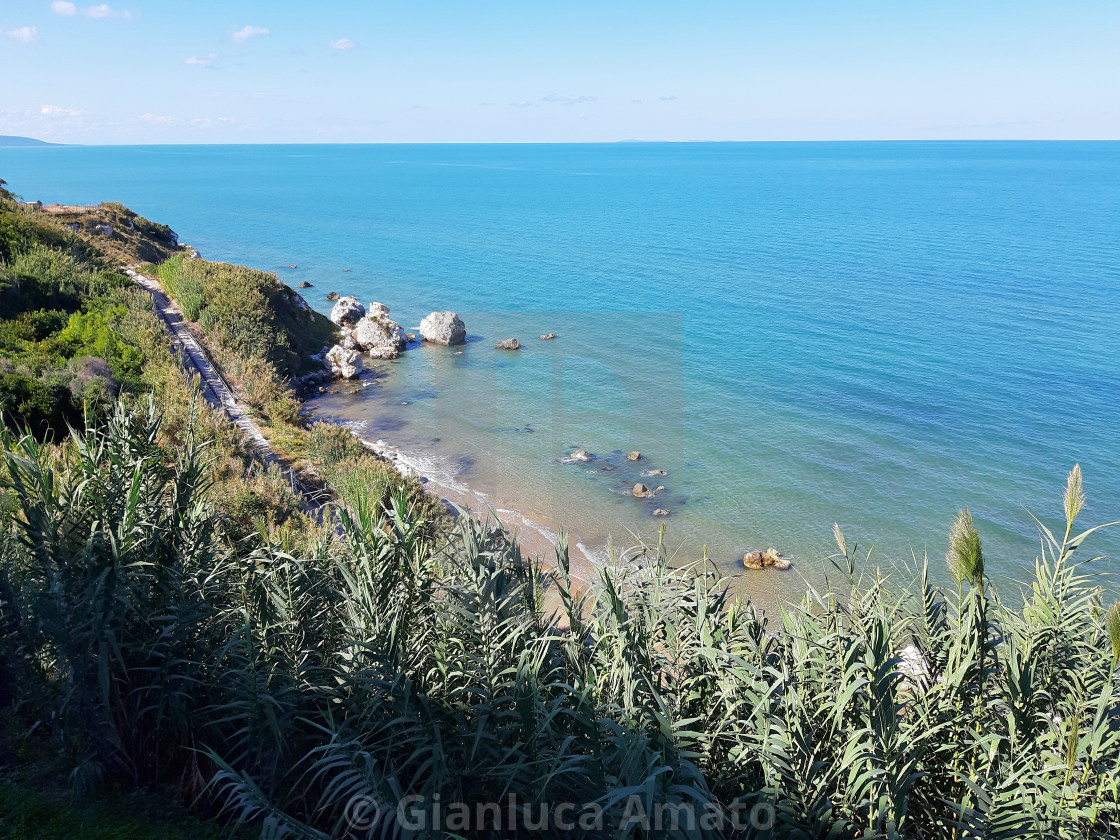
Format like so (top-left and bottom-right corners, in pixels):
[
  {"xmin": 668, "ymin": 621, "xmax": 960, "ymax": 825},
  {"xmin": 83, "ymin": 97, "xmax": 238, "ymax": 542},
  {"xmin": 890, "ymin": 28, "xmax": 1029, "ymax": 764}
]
[
  {"xmin": 157, "ymin": 253, "xmax": 336, "ymax": 427},
  {"xmin": 305, "ymin": 421, "xmax": 449, "ymax": 534},
  {"xmin": 0, "ymin": 195, "xmax": 155, "ymax": 439},
  {"xmin": 2, "ymin": 398, "xmax": 1118, "ymax": 838}
]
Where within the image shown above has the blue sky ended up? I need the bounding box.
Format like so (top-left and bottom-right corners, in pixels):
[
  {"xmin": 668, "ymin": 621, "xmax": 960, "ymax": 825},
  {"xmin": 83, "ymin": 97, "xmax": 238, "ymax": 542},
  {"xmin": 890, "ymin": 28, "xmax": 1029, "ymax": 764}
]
[{"xmin": 1, "ymin": 0, "xmax": 1117, "ymax": 143}]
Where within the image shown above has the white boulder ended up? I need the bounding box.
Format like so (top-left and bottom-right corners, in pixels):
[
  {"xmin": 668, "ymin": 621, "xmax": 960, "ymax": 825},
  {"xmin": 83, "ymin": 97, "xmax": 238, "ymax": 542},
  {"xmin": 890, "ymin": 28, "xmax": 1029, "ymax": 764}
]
[
  {"xmin": 326, "ymin": 344, "xmax": 362, "ymax": 379},
  {"xmin": 353, "ymin": 314, "xmax": 407, "ymax": 360},
  {"xmin": 419, "ymin": 311, "xmax": 466, "ymax": 346},
  {"xmin": 330, "ymin": 295, "xmax": 366, "ymax": 328}
]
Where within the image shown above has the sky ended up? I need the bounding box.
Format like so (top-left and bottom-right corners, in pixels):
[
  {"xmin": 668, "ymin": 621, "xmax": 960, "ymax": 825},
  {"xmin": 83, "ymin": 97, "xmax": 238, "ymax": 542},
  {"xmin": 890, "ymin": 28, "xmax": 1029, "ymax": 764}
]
[{"xmin": 1, "ymin": 0, "xmax": 1118, "ymax": 143}]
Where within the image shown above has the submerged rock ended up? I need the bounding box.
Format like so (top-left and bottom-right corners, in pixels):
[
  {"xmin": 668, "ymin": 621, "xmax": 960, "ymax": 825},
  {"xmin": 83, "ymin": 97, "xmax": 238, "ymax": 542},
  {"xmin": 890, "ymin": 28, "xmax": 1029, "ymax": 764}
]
[
  {"xmin": 652, "ymin": 508, "xmax": 669, "ymax": 517},
  {"xmin": 325, "ymin": 344, "xmax": 362, "ymax": 379},
  {"xmin": 419, "ymin": 311, "xmax": 466, "ymax": 346},
  {"xmin": 566, "ymin": 449, "xmax": 594, "ymax": 463},
  {"xmin": 354, "ymin": 314, "xmax": 407, "ymax": 360},
  {"xmin": 330, "ymin": 295, "xmax": 366, "ymax": 327},
  {"xmin": 641, "ymin": 469, "xmax": 667, "ymax": 477},
  {"xmin": 494, "ymin": 338, "xmax": 521, "ymax": 350}
]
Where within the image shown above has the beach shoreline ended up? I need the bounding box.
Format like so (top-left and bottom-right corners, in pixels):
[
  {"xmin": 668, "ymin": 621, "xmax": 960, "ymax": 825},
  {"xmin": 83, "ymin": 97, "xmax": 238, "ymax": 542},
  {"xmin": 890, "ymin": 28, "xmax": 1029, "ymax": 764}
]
[{"xmin": 321, "ymin": 416, "xmax": 606, "ymax": 583}]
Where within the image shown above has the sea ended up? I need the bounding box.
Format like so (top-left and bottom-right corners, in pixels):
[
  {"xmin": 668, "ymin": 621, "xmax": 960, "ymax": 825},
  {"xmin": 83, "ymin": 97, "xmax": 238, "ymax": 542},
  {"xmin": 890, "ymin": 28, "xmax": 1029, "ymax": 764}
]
[{"xmin": 3, "ymin": 141, "xmax": 1118, "ymax": 600}]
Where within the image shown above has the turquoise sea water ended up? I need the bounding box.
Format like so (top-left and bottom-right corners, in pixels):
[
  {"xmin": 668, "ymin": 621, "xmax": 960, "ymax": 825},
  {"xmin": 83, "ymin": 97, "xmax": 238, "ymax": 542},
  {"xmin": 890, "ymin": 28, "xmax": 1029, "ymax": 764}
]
[{"xmin": 3, "ymin": 142, "xmax": 1118, "ymax": 595}]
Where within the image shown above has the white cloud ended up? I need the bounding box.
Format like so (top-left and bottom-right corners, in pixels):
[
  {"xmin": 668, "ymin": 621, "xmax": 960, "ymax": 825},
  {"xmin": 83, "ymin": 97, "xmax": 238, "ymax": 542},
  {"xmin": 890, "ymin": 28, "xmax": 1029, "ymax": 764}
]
[
  {"xmin": 139, "ymin": 113, "xmax": 176, "ymax": 125},
  {"xmin": 541, "ymin": 93, "xmax": 597, "ymax": 105},
  {"xmin": 189, "ymin": 116, "xmax": 235, "ymax": 129},
  {"xmin": 5, "ymin": 26, "xmax": 37, "ymax": 42},
  {"xmin": 185, "ymin": 52, "xmax": 217, "ymax": 66},
  {"xmin": 51, "ymin": 1, "xmax": 77, "ymax": 16},
  {"xmin": 232, "ymin": 25, "xmax": 268, "ymax": 44},
  {"xmin": 329, "ymin": 38, "xmax": 354, "ymax": 50},
  {"xmin": 86, "ymin": 4, "xmax": 130, "ymax": 18},
  {"xmin": 41, "ymin": 104, "xmax": 87, "ymax": 118}
]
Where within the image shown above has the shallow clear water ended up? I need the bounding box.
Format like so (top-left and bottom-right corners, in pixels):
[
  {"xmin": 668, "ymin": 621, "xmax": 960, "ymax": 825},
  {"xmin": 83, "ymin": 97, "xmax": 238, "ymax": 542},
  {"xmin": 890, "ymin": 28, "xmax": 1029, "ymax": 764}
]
[{"xmin": 3, "ymin": 142, "xmax": 1118, "ymax": 594}]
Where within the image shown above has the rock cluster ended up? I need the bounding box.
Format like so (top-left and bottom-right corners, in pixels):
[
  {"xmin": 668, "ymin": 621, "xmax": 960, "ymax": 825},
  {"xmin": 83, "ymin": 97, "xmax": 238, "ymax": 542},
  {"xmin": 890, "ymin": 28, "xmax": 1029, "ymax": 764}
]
[
  {"xmin": 419, "ymin": 311, "xmax": 466, "ymax": 346},
  {"xmin": 742, "ymin": 547, "xmax": 791, "ymax": 571}
]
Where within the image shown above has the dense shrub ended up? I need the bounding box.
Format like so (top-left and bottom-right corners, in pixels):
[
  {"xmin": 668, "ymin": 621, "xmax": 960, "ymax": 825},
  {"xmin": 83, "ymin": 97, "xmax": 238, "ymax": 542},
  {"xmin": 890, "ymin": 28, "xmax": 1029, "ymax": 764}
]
[{"xmin": 0, "ymin": 372, "xmax": 79, "ymax": 440}]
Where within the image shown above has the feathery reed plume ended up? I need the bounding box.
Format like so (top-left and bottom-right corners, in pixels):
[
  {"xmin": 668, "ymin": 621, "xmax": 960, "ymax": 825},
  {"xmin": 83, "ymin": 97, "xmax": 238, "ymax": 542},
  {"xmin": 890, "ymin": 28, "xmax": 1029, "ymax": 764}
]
[
  {"xmin": 1107, "ymin": 602, "xmax": 1120, "ymax": 667},
  {"xmin": 947, "ymin": 507, "xmax": 984, "ymax": 587},
  {"xmin": 1064, "ymin": 463, "xmax": 1085, "ymax": 527}
]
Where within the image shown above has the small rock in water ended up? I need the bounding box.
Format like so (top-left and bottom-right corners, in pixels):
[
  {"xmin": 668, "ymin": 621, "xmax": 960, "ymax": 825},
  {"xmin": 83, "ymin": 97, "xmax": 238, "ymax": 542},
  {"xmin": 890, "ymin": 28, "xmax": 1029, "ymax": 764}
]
[
  {"xmin": 628, "ymin": 451, "xmax": 641, "ymax": 461},
  {"xmin": 326, "ymin": 291, "xmax": 340, "ymax": 301},
  {"xmin": 641, "ymin": 469, "xmax": 667, "ymax": 477},
  {"xmin": 652, "ymin": 508, "xmax": 669, "ymax": 517},
  {"xmin": 539, "ymin": 332, "xmax": 557, "ymax": 340},
  {"xmin": 494, "ymin": 338, "xmax": 521, "ymax": 350},
  {"xmin": 654, "ymin": 485, "xmax": 665, "ymax": 493},
  {"xmin": 288, "ymin": 264, "xmax": 298, "ymax": 269},
  {"xmin": 742, "ymin": 548, "xmax": 791, "ymax": 571},
  {"xmin": 569, "ymin": 449, "xmax": 593, "ymax": 462},
  {"xmin": 406, "ymin": 332, "xmax": 416, "ymax": 341},
  {"xmin": 632, "ymin": 483, "xmax": 653, "ymax": 498},
  {"xmin": 299, "ymin": 281, "xmax": 313, "ymax": 288},
  {"xmin": 343, "ymin": 268, "xmax": 351, "ymax": 272}
]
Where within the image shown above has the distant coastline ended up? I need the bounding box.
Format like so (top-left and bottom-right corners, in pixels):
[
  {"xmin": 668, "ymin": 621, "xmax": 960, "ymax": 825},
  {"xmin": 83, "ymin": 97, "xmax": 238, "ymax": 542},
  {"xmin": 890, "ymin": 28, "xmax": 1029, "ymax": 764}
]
[{"xmin": 0, "ymin": 135, "xmax": 61, "ymax": 147}]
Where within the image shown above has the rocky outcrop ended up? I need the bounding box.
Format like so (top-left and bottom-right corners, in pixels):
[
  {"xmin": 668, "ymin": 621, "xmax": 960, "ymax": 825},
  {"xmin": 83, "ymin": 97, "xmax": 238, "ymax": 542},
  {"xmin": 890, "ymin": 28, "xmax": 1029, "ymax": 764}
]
[
  {"xmin": 419, "ymin": 311, "xmax": 466, "ymax": 346},
  {"xmin": 353, "ymin": 314, "xmax": 407, "ymax": 360},
  {"xmin": 742, "ymin": 547, "xmax": 791, "ymax": 571},
  {"xmin": 494, "ymin": 338, "xmax": 521, "ymax": 350},
  {"xmin": 368, "ymin": 301, "xmax": 391, "ymax": 317},
  {"xmin": 326, "ymin": 344, "xmax": 362, "ymax": 379},
  {"xmin": 330, "ymin": 295, "xmax": 366, "ymax": 327}
]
